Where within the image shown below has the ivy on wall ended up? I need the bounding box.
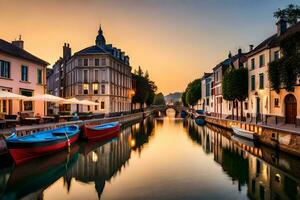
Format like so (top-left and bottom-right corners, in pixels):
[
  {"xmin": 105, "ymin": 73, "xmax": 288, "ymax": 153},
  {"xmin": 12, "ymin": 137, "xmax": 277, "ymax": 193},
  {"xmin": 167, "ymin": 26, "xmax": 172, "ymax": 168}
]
[{"xmin": 268, "ymin": 32, "xmax": 300, "ymax": 93}]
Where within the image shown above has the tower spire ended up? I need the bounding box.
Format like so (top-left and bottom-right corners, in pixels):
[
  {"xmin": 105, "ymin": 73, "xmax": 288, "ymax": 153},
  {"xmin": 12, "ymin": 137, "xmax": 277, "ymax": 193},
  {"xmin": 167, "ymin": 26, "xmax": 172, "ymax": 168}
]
[{"xmin": 95, "ymin": 24, "xmax": 106, "ymax": 46}]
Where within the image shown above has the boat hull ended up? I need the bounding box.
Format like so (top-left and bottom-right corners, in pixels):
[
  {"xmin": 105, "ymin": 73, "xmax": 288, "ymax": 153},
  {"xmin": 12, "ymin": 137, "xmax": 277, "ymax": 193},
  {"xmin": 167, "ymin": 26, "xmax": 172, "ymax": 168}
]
[
  {"xmin": 7, "ymin": 134, "xmax": 79, "ymax": 165},
  {"xmin": 232, "ymin": 126, "xmax": 258, "ymax": 141},
  {"xmin": 83, "ymin": 123, "xmax": 120, "ymax": 141}
]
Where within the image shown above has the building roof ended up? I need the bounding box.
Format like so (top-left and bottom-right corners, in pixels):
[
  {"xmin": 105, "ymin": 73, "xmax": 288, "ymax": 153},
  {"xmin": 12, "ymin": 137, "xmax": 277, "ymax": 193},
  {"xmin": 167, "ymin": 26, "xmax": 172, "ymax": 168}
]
[
  {"xmin": 72, "ymin": 26, "xmax": 130, "ymax": 65},
  {"xmin": 0, "ymin": 39, "xmax": 49, "ymax": 66},
  {"xmin": 246, "ymin": 21, "xmax": 300, "ymax": 57}
]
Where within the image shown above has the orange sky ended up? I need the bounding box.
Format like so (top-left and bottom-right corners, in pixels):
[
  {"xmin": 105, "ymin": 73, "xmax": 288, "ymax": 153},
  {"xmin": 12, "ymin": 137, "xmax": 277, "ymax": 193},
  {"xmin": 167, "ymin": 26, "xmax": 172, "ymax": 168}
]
[{"xmin": 0, "ymin": 0, "xmax": 297, "ymax": 94}]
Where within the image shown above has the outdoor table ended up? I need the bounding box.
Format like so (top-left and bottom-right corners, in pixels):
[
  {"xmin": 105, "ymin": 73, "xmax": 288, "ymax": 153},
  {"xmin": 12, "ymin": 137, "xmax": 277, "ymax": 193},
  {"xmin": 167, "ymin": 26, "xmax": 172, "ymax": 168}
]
[
  {"xmin": 42, "ymin": 116, "xmax": 55, "ymax": 123},
  {"xmin": 5, "ymin": 119, "xmax": 19, "ymax": 128},
  {"xmin": 24, "ymin": 117, "xmax": 41, "ymax": 125}
]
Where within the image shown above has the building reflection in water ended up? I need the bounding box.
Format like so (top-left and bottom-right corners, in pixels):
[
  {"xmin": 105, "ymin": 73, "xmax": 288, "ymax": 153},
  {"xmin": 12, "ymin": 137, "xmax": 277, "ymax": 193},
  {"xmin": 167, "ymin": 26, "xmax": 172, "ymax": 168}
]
[
  {"xmin": 187, "ymin": 119, "xmax": 300, "ymax": 200},
  {"xmin": 64, "ymin": 117, "xmax": 156, "ymax": 199}
]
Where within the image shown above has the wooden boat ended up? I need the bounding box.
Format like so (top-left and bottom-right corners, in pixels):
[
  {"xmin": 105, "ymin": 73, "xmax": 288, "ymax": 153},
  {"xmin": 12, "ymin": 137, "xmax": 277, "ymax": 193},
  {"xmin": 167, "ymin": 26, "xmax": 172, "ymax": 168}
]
[
  {"xmin": 5, "ymin": 125, "xmax": 80, "ymax": 165},
  {"xmin": 83, "ymin": 122, "xmax": 121, "ymax": 141},
  {"xmin": 232, "ymin": 126, "xmax": 258, "ymax": 141}
]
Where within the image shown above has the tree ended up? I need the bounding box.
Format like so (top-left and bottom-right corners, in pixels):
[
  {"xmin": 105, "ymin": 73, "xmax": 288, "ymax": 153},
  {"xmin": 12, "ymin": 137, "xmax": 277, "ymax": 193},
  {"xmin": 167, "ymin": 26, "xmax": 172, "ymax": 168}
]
[
  {"xmin": 132, "ymin": 66, "xmax": 157, "ymax": 109},
  {"xmin": 181, "ymin": 91, "xmax": 188, "ymax": 107},
  {"xmin": 153, "ymin": 93, "xmax": 166, "ymax": 105},
  {"xmin": 185, "ymin": 79, "xmax": 202, "ymax": 107},
  {"xmin": 222, "ymin": 67, "xmax": 248, "ymax": 120},
  {"xmin": 274, "ymin": 4, "xmax": 300, "ymax": 25}
]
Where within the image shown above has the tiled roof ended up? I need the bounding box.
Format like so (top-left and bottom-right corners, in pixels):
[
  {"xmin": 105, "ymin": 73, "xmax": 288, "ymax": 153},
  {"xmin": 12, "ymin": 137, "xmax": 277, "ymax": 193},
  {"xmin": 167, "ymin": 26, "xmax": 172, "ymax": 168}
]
[
  {"xmin": 0, "ymin": 39, "xmax": 49, "ymax": 66},
  {"xmin": 75, "ymin": 45, "xmax": 108, "ymax": 55}
]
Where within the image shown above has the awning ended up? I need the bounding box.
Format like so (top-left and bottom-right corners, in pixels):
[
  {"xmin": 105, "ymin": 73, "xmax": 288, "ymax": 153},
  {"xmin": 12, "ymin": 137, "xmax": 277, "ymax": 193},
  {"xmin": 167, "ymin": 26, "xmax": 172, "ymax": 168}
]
[
  {"xmin": 0, "ymin": 90, "xmax": 28, "ymax": 100},
  {"xmin": 25, "ymin": 94, "xmax": 66, "ymax": 103}
]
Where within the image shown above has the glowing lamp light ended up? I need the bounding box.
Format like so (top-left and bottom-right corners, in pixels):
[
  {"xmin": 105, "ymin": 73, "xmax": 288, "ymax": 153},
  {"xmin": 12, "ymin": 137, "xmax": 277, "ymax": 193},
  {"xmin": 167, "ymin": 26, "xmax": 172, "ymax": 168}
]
[{"xmin": 130, "ymin": 139, "xmax": 136, "ymax": 147}]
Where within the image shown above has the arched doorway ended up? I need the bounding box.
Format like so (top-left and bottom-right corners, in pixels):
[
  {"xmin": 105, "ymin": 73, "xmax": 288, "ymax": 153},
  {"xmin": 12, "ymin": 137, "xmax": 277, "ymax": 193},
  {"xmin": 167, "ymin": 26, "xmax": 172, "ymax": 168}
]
[{"xmin": 285, "ymin": 94, "xmax": 297, "ymax": 124}]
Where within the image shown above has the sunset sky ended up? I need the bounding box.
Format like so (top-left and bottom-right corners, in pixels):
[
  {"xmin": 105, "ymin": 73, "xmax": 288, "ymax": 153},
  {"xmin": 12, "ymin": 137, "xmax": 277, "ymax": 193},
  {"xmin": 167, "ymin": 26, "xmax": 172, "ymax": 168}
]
[{"xmin": 0, "ymin": 0, "xmax": 298, "ymax": 94}]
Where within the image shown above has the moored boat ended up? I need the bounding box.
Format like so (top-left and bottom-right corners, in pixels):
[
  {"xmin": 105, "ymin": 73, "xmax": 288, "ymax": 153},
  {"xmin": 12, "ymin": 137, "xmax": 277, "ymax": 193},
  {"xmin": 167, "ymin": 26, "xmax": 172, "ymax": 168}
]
[
  {"xmin": 5, "ymin": 125, "xmax": 80, "ymax": 165},
  {"xmin": 232, "ymin": 126, "xmax": 258, "ymax": 141},
  {"xmin": 83, "ymin": 122, "xmax": 121, "ymax": 141},
  {"xmin": 195, "ymin": 118, "xmax": 205, "ymax": 126}
]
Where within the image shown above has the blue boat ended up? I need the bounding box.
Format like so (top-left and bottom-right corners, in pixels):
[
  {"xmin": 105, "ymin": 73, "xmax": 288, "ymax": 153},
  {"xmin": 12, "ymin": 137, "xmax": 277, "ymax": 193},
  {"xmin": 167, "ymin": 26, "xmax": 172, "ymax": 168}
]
[
  {"xmin": 195, "ymin": 118, "xmax": 205, "ymax": 126},
  {"xmin": 6, "ymin": 125, "xmax": 80, "ymax": 164}
]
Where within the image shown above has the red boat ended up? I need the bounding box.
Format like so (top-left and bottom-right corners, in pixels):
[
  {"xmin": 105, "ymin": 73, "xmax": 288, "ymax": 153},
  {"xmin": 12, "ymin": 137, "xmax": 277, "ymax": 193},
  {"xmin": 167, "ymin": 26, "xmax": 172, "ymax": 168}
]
[
  {"xmin": 5, "ymin": 125, "xmax": 80, "ymax": 165},
  {"xmin": 83, "ymin": 122, "xmax": 121, "ymax": 141}
]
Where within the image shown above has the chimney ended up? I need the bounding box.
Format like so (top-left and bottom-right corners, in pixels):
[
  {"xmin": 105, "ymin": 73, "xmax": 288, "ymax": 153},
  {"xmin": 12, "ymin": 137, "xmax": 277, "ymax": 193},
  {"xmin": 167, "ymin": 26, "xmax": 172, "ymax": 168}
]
[
  {"xmin": 12, "ymin": 35, "xmax": 24, "ymax": 49},
  {"xmin": 63, "ymin": 43, "xmax": 72, "ymax": 59},
  {"xmin": 249, "ymin": 45, "xmax": 254, "ymax": 51},
  {"xmin": 276, "ymin": 17, "xmax": 287, "ymax": 36}
]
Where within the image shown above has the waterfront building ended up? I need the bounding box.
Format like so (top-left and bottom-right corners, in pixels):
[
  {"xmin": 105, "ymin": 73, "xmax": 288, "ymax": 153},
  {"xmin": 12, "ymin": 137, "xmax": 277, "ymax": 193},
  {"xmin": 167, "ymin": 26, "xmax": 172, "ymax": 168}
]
[
  {"xmin": 0, "ymin": 37, "xmax": 48, "ymax": 118},
  {"xmin": 47, "ymin": 26, "xmax": 132, "ymax": 114},
  {"xmin": 245, "ymin": 20, "xmax": 300, "ymax": 124},
  {"xmin": 212, "ymin": 49, "xmax": 246, "ymax": 118},
  {"xmin": 199, "ymin": 73, "xmax": 214, "ymax": 113}
]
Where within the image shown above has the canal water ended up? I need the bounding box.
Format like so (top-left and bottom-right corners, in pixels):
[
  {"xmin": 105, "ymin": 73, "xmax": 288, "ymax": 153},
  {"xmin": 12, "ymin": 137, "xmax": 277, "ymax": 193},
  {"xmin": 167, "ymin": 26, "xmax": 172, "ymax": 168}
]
[{"xmin": 0, "ymin": 110, "xmax": 300, "ymax": 200}]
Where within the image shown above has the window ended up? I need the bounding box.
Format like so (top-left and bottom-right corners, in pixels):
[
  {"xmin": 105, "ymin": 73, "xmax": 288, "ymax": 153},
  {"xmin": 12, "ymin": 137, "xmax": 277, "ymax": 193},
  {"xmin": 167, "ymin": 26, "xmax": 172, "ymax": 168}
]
[
  {"xmin": 93, "ymin": 83, "xmax": 98, "ymax": 94},
  {"xmin": 83, "ymin": 84, "xmax": 89, "ymax": 94},
  {"xmin": 21, "ymin": 65, "xmax": 28, "ymax": 81},
  {"xmin": 37, "ymin": 69, "xmax": 43, "ymax": 84},
  {"xmin": 0, "ymin": 60, "xmax": 10, "ymax": 78},
  {"xmin": 274, "ymin": 51, "xmax": 280, "ymax": 60},
  {"xmin": 94, "ymin": 70, "xmax": 99, "ymax": 82},
  {"xmin": 83, "ymin": 59, "xmax": 88, "ymax": 66},
  {"xmin": 101, "ymin": 58, "xmax": 106, "ymax": 66},
  {"xmin": 274, "ymin": 98, "xmax": 279, "ymax": 107},
  {"xmin": 83, "ymin": 70, "xmax": 88, "ymax": 83},
  {"xmin": 78, "ymin": 59, "xmax": 82, "ymax": 66},
  {"xmin": 251, "ymin": 58, "xmax": 255, "ymax": 70},
  {"xmin": 95, "ymin": 59, "xmax": 99, "ymax": 66},
  {"xmin": 95, "ymin": 100, "xmax": 99, "ymax": 110},
  {"xmin": 87, "ymin": 105, "xmax": 90, "ymax": 111},
  {"xmin": 101, "ymin": 101, "xmax": 105, "ymax": 109},
  {"xmin": 245, "ymin": 102, "xmax": 248, "ymax": 110},
  {"xmin": 206, "ymin": 98, "xmax": 209, "ymax": 106},
  {"xmin": 101, "ymin": 84, "xmax": 105, "ymax": 94},
  {"xmin": 259, "ymin": 54, "xmax": 265, "ymax": 67},
  {"xmin": 21, "ymin": 90, "xmax": 33, "ymax": 111},
  {"xmin": 259, "ymin": 73, "xmax": 264, "ymax": 89},
  {"xmin": 251, "ymin": 75, "xmax": 255, "ymax": 91}
]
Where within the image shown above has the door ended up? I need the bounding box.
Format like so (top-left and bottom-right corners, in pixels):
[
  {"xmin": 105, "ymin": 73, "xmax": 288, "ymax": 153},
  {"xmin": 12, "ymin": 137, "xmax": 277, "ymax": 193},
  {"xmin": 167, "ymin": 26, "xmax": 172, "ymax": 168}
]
[{"xmin": 285, "ymin": 94, "xmax": 297, "ymax": 124}]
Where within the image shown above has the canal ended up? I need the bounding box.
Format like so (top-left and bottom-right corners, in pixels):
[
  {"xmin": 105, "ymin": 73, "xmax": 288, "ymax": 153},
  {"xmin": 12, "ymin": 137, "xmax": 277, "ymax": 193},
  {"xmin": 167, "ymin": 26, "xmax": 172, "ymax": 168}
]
[{"xmin": 0, "ymin": 110, "xmax": 300, "ymax": 200}]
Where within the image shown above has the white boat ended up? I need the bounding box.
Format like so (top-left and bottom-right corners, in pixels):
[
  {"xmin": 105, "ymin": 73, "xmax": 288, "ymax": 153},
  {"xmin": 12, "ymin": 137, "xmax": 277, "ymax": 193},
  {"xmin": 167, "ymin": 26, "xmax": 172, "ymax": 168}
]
[{"xmin": 232, "ymin": 126, "xmax": 258, "ymax": 141}]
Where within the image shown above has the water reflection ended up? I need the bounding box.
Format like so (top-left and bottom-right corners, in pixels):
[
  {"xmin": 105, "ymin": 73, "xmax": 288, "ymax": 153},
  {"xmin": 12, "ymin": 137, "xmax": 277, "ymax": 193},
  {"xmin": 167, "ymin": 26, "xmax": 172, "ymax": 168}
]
[
  {"xmin": 0, "ymin": 117, "xmax": 299, "ymax": 200},
  {"xmin": 187, "ymin": 119, "xmax": 300, "ymax": 200}
]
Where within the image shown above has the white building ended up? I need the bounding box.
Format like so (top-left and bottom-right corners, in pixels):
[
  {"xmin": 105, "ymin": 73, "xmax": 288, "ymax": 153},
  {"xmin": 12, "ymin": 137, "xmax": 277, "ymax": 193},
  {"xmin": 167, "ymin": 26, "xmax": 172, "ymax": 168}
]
[{"xmin": 64, "ymin": 26, "xmax": 132, "ymax": 114}]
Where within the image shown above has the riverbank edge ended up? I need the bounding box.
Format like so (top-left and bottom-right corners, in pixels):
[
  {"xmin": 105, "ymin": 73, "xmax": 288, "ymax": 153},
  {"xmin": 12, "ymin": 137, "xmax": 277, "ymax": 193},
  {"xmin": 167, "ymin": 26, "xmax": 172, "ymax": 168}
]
[
  {"xmin": 0, "ymin": 110, "xmax": 154, "ymax": 155},
  {"xmin": 204, "ymin": 116, "xmax": 300, "ymax": 157}
]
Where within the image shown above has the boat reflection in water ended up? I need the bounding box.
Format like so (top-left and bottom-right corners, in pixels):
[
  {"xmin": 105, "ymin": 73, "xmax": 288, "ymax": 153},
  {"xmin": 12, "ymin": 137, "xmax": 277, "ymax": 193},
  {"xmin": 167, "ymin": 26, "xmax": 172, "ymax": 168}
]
[
  {"xmin": 187, "ymin": 119, "xmax": 300, "ymax": 200},
  {"xmin": 62, "ymin": 117, "xmax": 156, "ymax": 199},
  {"xmin": 0, "ymin": 116, "xmax": 299, "ymax": 200},
  {"xmin": 1, "ymin": 144, "xmax": 79, "ymax": 200}
]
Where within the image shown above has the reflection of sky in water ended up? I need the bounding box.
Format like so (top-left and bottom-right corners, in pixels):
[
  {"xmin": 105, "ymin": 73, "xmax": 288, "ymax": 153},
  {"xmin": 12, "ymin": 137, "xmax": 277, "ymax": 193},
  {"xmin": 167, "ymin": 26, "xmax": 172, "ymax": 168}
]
[{"xmin": 1, "ymin": 117, "xmax": 299, "ymax": 200}]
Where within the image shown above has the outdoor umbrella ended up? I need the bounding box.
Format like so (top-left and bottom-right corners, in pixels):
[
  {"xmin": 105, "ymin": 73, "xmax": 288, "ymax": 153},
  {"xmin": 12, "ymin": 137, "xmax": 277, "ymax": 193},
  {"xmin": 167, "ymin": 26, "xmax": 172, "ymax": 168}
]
[
  {"xmin": 25, "ymin": 94, "xmax": 66, "ymax": 103},
  {"xmin": 63, "ymin": 98, "xmax": 83, "ymax": 105},
  {"xmin": 0, "ymin": 90, "xmax": 28, "ymax": 100},
  {"xmin": 79, "ymin": 100, "xmax": 99, "ymax": 106}
]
